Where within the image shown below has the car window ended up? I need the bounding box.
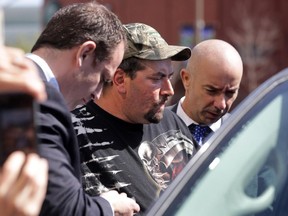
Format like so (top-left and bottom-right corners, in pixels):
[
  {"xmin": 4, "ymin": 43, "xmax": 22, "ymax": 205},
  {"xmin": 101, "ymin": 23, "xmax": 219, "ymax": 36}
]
[{"xmin": 159, "ymin": 80, "xmax": 288, "ymax": 216}]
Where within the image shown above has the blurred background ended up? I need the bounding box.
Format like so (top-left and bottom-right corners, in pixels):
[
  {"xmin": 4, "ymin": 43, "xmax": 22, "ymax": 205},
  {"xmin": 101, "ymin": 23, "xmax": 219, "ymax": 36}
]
[
  {"xmin": 1, "ymin": 0, "xmax": 288, "ymax": 108},
  {"xmin": 0, "ymin": 0, "xmax": 43, "ymax": 50}
]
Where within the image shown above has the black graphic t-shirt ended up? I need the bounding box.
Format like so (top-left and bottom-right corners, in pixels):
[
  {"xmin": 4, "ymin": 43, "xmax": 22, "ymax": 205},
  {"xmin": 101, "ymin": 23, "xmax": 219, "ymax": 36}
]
[{"xmin": 71, "ymin": 100, "xmax": 196, "ymax": 215}]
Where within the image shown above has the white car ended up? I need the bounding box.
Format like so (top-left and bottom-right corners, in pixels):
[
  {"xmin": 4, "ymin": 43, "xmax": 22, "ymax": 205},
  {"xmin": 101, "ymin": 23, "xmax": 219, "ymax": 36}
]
[{"xmin": 147, "ymin": 68, "xmax": 288, "ymax": 216}]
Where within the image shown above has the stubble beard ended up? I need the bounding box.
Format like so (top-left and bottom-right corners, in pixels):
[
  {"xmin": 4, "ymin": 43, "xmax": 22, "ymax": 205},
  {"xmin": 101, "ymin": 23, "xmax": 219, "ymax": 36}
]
[{"xmin": 144, "ymin": 96, "xmax": 168, "ymax": 123}]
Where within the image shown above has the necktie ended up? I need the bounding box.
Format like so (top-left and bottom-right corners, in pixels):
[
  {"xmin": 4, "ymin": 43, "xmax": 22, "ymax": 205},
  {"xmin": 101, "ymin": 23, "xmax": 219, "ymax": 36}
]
[{"xmin": 188, "ymin": 124, "xmax": 212, "ymax": 145}]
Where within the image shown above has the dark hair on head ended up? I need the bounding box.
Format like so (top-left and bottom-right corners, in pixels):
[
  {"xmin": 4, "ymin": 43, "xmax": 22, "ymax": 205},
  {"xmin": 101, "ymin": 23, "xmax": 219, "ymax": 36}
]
[
  {"xmin": 118, "ymin": 57, "xmax": 146, "ymax": 79},
  {"xmin": 31, "ymin": 2, "xmax": 126, "ymax": 62}
]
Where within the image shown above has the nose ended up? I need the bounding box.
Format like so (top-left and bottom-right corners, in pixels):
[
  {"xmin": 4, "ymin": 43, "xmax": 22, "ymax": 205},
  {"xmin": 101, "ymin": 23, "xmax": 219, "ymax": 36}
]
[
  {"xmin": 161, "ymin": 78, "xmax": 174, "ymax": 96},
  {"xmin": 214, "ymin": 94, "xmax": 227, "ymax": 110}
]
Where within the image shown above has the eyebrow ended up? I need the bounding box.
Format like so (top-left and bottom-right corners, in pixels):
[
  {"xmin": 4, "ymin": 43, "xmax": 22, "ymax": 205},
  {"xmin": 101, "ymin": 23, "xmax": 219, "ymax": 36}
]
[
  {"xmin": 153, "ymin": 70, "xmax": 174, "ymax": 77},
  {"xmin": 205, "ymin": 85, "xmax": 239, "ymax": 91}
]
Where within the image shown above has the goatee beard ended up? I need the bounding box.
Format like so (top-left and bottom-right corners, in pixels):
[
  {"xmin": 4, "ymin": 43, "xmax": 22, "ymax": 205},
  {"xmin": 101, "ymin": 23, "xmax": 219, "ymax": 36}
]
[{"xmin": 145, "ymin": 96, "xmax": 168, "ymax": 123}]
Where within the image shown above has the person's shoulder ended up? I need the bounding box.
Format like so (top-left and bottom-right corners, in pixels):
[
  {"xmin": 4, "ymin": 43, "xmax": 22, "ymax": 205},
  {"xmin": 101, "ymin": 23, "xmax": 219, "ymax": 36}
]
[
  {"xmin": 162, "ymin": 108, "xmax": 196, "ymax": 146},
  {"xmin": 166, "ymin": 102, "xmax": 178, "ymax": 113},
  {"xmin": 71, "ymin": 100, "xmax": 97, "ymax": 117},
  {"xmin": 160, "ymin": 107, "xmax": 185, "ymax": 126},
  {"xmin": 163, "ymin": 107, "xmax": 180, "ymax": 119},
  {"xmin": 71, "ymin": 103, "xmax": 88, "ymax": 116},
  {"xmin": 70, "ymin": 103, "xmax": 91, "ymax": 128},
  {"xmin": 71, "ymin": 100, "xmax": 103, "ymax": 131},
  {"xmin": 164, "ymin": 107, "xmax": 175, "ymax": 115},
  {"xmin": 40, "ymin": 83, "xmax": 68, "ymax": 114}
]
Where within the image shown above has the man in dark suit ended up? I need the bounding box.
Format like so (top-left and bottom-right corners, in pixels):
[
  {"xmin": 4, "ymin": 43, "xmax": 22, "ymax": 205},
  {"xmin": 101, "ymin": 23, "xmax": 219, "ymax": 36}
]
[
  {"xmin": 28, "ymin": 2, "xmax": 140, "ymax": 216},
  {"xmin": 0, "ymin": 46, "xmax": 48, "ymax": 216},
  {"xmin": 169, "ymin": 39, "xmax": 243, "ymax": 147}
]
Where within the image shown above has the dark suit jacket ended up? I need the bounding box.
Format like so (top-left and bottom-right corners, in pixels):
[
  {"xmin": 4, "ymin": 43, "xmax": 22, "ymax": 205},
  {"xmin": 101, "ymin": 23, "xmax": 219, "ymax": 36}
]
[
  {"xmin": 35, "ymin": 67, "xmax": 112, "ymax": 215},
  {"xmin": 167, "ymin": 103, "xmax": 200, "ymax": 149},
  {"xmin": 168, "ymin": 103, "xmax": 178, "ymax": 113}
]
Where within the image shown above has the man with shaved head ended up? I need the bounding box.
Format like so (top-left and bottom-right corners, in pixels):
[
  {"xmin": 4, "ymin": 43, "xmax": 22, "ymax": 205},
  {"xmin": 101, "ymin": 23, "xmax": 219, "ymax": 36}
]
[{"xmin": 169, "ymin": 39, "xmax": 243, "ymax": 147}]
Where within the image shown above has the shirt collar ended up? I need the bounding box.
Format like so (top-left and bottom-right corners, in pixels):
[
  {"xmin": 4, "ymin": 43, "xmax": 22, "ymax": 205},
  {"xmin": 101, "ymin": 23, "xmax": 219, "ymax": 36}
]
[{"xmin": 26, "ymin": 53, "xmax": 60, "ymax": 92}]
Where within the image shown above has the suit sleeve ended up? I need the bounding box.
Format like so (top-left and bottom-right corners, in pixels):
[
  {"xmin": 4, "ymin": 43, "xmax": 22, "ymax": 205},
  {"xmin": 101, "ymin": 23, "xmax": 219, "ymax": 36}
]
[{"xmin": 37, "ymin": 84, "xmax": 113, "ymax": 216}]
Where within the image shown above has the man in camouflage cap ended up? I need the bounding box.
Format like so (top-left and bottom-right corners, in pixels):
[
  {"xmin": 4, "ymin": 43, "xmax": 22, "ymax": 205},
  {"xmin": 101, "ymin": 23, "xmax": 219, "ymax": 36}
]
[{"xmin": 72, "ymin": 23, "xmax": 196, "ymax": 215}]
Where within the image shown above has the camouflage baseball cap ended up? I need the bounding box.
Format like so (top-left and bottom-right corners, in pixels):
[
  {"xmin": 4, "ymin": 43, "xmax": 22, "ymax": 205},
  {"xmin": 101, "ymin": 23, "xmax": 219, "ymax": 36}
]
[{"xmin": 123, "ymin": 23, "xmax": 191, "ymax": 61}]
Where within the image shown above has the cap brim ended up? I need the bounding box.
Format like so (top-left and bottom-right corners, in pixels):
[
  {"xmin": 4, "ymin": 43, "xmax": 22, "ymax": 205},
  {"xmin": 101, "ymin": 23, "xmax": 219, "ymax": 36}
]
[{"xmin": 168, "ymin": 46, "xmax": 191, "ymax": 61}]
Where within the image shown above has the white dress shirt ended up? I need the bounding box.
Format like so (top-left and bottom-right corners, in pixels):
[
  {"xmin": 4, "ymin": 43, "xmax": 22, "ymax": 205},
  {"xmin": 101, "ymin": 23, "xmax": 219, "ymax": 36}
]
[{"xmin": 26, "ymin": 53, "xmax": 60, "ymax": 92}]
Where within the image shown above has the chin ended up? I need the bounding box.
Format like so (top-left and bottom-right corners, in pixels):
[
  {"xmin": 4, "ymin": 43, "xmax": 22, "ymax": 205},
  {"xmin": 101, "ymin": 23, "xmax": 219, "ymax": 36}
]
[
  {"xmin": 206, "ymin": 117, "xmax": 220, "ymax": 125},
  {"xmin": 149, "ymin": 114, "xmax": 163, "ymax": 123}
]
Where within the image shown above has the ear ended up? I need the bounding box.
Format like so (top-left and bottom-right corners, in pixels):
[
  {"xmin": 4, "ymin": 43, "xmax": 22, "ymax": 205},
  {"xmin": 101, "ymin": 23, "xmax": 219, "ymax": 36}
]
[
  {"xmin": 76, "ymin": 41, "xmax": 96, "ymax": 67},
  {"xmin": 113, "ymin": 68, "xmax": 127, "ymax": 94},
  {"xmin": 180, "ymin": 68, "xmax": 191, "ymax": 89}
]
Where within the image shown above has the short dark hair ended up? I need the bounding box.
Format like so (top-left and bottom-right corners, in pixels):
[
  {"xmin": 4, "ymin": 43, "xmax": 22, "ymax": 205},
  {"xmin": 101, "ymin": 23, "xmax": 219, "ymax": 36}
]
[
  {"xmin": 32, "ymin": 2, "xmax": 126, "ymax": 62},
  {"xmin": 118, "ymin": 57, "xmax": 146, "ymax": 79}
]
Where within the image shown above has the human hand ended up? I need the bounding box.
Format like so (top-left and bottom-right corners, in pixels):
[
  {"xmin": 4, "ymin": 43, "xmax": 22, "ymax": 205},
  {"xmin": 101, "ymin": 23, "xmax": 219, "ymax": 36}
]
[
  {"xmin": 0, "ymin": 151, "xmax": 48, "ymax": 216},
  {"xmin": 0, "ymin": 46, "xmax": 46, "ymax": 101},
  {"xmin": 100, "ymin": 190, "xmax": 140, "ymax": 216}
]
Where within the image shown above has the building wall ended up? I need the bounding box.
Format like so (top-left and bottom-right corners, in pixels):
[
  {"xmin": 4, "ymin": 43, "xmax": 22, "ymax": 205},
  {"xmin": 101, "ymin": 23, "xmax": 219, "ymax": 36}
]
[
  {"xmin": 104, "ymin": 0, "xmax": 218, "ymax": 44},
  {"xmin": 44, "ymin": 0, "xmax": 219, "ymax": 45}
]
